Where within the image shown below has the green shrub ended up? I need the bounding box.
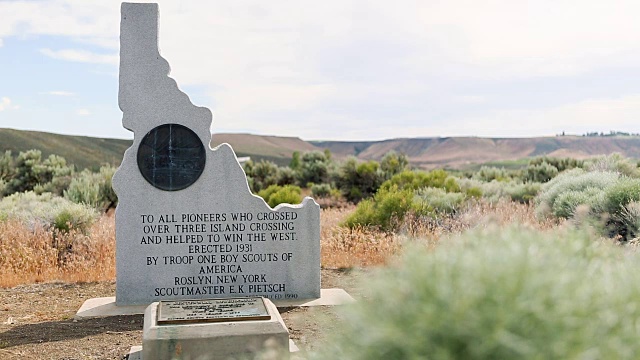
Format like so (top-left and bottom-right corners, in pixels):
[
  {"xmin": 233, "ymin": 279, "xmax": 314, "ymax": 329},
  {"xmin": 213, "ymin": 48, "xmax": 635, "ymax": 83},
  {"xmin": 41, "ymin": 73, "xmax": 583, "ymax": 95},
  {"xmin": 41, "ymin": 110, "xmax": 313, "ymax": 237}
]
[
  {"xmin": 0, "ymin": 151, "xmax": 14, "ymax": 188},
  {"xmin": 0, "ymin": 179, "xmax": 6, "ymax": 197},
  {"xmin": 314, "ymin": 225, "xmax": 640, "ymax": 359},
  {"xmin": 600, "ymin": 177, "xmax": 640, "ymax": 215},
  {"xmin": 64, "ymin": 165, "xmax": 118, "ymax": 211},
  {"xmin": 257, "ymin": 185, "xmax": 302, "ymax": 208},
  {"xmin": 34, "ymin": 153, "xmax": 75, "ymax": 196},
  {"xmin": 472, "ymin": 166, "xmax": 512, "ymax": 182},
  {"xmin": 34, "ymin": 174, "xmax": 73, "ymax": 196},
  {"xmin": 443, "ymin": 176, "xmax": 460, "ymax": 193},
  {"xmin": 335, "ymin": 157, "xmax": 385, "ymax": 203},
  {"xmin": 247, "ymin": 160, "xmax": 279, "ymax": 192},
  {"xmin": 528, "ymin": 156, "xmax": 584, "ymax": 172},
  {"xmin": 412, "ymin": 187, "xmax": 466, "ymax": 216},
  {"xmin": 245, "ymin": 176, "xmax": 255, "ymax": 192},
  {"xmin": 0, "ymin": 191, "xmax": 97, "ymax": 233},
  {"xmin": 534, "ymin": 169, "xmax": 640, "ymax": 239},
  {"xmin": 617, "ymin": 202, "xmax": 640, "ymax": 240},
  {"xmin": 343, "ymin": 185, "xmax": 414, "ymax": 231},
  {"xmin": 3, "ymin": 150, "xmax": 74, "ymax": 196},
  {"xmin": 98, "ymin": 165, "xmax": 118, "ymax": 208},
  {"xmin": 289, "ymin": 151, "xmax": 301, "ymax": 170},
  {"xmin": 457, "ymin": 178, "xmax": 505, "ymax": 203},
  {"xmin": 464, "ymin": 186, "xmax": 483, "ymax": 199},
  {"xmin": 311, "ymin": 183, "xmax": 333, "ymax": 198},
  {"xmin": 381, "ymin": 170, "xmax": 460, "ymax": 193},
  {"xmin": 380, "ymin": 151, "xmax": 409, "ymax": 178},
  {"xmin": 599, "ymin": 178, "xmax": 640, "ymax": 239},
  {"xmin": 344, "ymin": 171, "xmax": 469, "ymax": 231},
  {"xmin": 65, "ymin": 172, "xmax": 100, "ymax": 208},
  {"xmin": 4, "ymin": 149, "xmax": 42, "ymax": 194},
  {"xmin": 275, "ymin": 167, "xmax": 296, "ymax": 186},
  {"xmin": 586, "ymin": 153, "xmax": 640, "ymax": 178},
  {"xmin": 551, "ymin": 188, "xmax": 603, "ymax": 219},
  {"xmin": 535, "ymin": 169, "xmax": 619, "ymax": 218},
  {"xmin": 457, "ymin": 178, "xmax": 539, "ymax": 204},
  {"xmin": 504, "ymin": 182, "xmax": 541, "ymax": 203},
  {"xmin": 523, "ymin": 161, "xmax": 558, "ymax": 183},
  {"xmin": 297, "ymin": 151, "xmax": 331, "ymax": 186},
  {"xmin": 257, "ymin": 184, "xmax": 280, "ymax": 203}
]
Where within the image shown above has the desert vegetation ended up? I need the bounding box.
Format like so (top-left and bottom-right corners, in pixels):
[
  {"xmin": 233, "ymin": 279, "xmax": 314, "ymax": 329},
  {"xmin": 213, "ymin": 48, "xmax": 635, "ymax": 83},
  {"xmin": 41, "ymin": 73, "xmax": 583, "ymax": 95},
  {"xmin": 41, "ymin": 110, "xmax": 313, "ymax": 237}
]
[
  {"xmin": 313, "ymin": 225, "xmax": 640, "ymax": 359},
  {"xmin": 3, "ymin": 148, "xmax": 640, "ymax": 358}
]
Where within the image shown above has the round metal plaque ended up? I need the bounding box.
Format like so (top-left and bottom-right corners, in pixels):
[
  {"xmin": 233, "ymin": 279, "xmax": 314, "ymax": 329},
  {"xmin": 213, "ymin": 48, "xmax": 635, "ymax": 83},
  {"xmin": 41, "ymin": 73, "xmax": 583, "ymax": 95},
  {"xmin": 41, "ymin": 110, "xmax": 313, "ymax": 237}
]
[{"xmin": 137, "ymin": 123, "xmax": 206, "ymax": 191}]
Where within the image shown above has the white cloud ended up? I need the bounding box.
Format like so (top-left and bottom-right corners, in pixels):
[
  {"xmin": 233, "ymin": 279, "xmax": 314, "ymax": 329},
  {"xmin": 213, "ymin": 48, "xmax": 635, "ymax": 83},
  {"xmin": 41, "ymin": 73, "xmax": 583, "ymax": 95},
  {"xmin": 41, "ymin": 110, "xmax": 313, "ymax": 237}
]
[
  {"xmin": 449, "ymin": 94, "xmax": 640, "ymax": 138},
  {"xmin": 0, "ymin": 0, "xmax": 119, "ymax": 43},
  {"xmin": 144, "ymin": 0, "xmax": 640, "ymax": 138},
  {"xmin": 4, "ymin": 0, "xmax": 640, "ymax": 140},
  {"xmin": 74, "ymin": 37, "xmax": 119, "ymax": 50},
  {"xmin": 0, "ymin": 97, "xmax": 19, "ymax": 112},
  {"xmin": 6, "ymin": 1, "xmax": 640, "ymax": 81},
  {"xmin": 40, "ymin": 48, "xmax": 118, "ymax": 65},
  {"xmin": 459, "ymin": 96, "xmax": 486, "ymax": 104},
  {"xmin": 43, "ymin": 91, "xmax": 75, "ymax": 96},
  {"xmin": 289, "ymin": 94, "xmax": 640, "ymax": 140},
  {"xmin": 0, "ymin": 97, "xmax": 9, "ymax": 111},
  {"xmin": 410, "ymin": 1, "xmax": 640, "ymax": 78},
  {"xmin": 76, "ymin": 108, "xmax": 90, "ymax": 116}
]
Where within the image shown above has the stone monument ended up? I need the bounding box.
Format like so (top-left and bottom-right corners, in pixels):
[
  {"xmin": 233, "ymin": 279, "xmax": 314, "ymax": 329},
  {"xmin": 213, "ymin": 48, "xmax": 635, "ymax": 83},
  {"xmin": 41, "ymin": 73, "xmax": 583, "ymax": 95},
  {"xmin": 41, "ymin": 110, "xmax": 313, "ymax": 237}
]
[
  {"xmin": 113, "ymin": 2, "xmax": 320, "ymax": 306},
  {"xmin": 72, "ymin": 3, "xmax": 355, "ymax": 358}
]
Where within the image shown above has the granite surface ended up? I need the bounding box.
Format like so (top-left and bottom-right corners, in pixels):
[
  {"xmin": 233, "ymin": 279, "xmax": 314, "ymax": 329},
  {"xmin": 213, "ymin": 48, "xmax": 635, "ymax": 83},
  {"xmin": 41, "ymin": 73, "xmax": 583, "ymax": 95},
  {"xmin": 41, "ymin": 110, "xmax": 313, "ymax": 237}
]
[{"xmin": 114, "ymin": 3, "xmax": 320, "ymax": 306}]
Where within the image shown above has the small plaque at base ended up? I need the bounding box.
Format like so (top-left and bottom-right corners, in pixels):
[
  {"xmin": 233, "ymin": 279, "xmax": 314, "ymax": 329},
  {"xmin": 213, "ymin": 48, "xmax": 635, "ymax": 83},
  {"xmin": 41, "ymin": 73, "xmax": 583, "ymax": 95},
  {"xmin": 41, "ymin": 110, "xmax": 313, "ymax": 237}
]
[{"xmin": 157, "ymin": 297, "xmax": 270, "ymax": 325}]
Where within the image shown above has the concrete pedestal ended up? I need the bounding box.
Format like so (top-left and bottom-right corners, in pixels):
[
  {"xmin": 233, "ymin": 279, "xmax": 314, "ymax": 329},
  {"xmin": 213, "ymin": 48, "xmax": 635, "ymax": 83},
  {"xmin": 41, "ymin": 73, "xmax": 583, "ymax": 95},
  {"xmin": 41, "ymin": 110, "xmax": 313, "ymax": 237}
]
[
  {"xmin": 75, "ymin": 288, "xmax": 356, "ymax": 319},
  {"xmin": 141, "ymin": 298, "xmax": 290, "ymax": 360}
]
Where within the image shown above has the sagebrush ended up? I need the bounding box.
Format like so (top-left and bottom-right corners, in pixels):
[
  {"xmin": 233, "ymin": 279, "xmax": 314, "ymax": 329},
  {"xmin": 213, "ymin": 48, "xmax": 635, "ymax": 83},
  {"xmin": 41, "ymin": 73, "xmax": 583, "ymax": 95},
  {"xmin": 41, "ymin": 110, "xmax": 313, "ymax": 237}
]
[{"xmin": 314, "ymin": 225, "xmax": 640, "ymax": 359}]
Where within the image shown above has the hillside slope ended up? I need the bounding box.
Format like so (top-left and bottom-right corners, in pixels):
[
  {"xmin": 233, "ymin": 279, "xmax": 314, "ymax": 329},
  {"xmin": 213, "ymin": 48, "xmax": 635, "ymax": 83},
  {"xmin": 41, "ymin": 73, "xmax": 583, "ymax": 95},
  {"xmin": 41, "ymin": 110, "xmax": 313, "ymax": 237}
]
[
  {"xmin": 315, "ymin": 136, "xmax": 640, "ymax": 168},
  {"xmin": 211, "ymin": 133, "xmax": 320, "ymax": 166},
  {"xmin": 0, "ymin": 128, "xmax": 131, "ymax": 169},
  {"xmin": 0, "ymin": 129, "xmax": 319, "ymax": 169},
  {"xmin": 2, "ymin": 128, "xmax": 640, "ymax": 170}
]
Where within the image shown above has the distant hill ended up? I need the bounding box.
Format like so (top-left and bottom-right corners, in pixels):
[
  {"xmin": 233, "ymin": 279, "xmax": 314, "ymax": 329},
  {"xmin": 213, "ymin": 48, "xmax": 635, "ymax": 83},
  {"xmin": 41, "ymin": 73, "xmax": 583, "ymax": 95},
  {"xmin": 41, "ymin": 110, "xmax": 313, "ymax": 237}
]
[
  {"xmin": 211, "ymin": 133, "xmax": 320, "ymax": 166},
  {"xmin": 0, "ymin": 129, "xmax": 320, "ymax": 169},
  {"xmin": 314, "ymin": 136, "xmax": 640, "ymax": 169},
  {"xmin": 0, "ymin": 128, "xmax": 131, "ymax": 170},
  {"xmin": 1, "ymin": 128, "xmax": 640, "ymax": 170}
]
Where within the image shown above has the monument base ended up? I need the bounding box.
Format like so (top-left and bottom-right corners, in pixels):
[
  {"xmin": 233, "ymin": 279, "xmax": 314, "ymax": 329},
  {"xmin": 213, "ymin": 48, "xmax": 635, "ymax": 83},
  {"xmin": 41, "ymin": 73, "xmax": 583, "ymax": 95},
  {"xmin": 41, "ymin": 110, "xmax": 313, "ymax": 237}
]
[
  {"xmin": 139, "ymin": 298, "xmax": 289, "ymax": 360},
  {"xmin": 75, "ymin": 289, "xmax": 355, "ymax": 319},
  {"xmin": 127, "ymin": 340, "xmax": 300, "ymax": 360}
]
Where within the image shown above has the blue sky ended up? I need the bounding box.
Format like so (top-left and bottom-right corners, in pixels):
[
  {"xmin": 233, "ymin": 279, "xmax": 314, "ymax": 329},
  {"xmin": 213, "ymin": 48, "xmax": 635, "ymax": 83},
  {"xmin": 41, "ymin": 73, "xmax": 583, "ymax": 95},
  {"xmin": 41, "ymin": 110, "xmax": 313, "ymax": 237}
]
[{"xmin": 2, "ymin": 0, "xmax": 640, "ymax": 141}]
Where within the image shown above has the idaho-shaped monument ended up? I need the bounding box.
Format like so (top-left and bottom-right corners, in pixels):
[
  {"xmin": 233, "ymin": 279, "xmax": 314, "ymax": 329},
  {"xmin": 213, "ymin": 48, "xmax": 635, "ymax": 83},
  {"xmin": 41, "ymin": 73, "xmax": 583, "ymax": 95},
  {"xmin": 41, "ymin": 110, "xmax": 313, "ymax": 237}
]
[{"xmin": 113, "ymin": 3, "xmax": 321, "ymax": 306}]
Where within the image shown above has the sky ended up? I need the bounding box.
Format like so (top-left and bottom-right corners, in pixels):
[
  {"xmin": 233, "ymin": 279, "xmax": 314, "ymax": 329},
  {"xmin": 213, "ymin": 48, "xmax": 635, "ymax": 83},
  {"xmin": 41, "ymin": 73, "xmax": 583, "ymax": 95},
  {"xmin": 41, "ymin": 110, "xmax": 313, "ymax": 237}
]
[{"xmin": 1, "ymin": 0, "xmax": 640, "ymax": 141}]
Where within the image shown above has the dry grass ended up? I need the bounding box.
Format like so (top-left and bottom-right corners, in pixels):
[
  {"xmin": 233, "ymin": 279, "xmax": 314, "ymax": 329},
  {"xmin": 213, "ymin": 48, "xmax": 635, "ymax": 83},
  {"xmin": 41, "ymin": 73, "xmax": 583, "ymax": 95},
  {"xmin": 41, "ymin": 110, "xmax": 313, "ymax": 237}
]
[
  {"xmin": 0, "ymin": 200, "xmax": 557, "ymax": 287},
  {"xmin": 321, "ymin": 205, "xmax": 404, "ymax": 268},
  {"xmin": 0, "ymin": 216, "xmax": 115, "ymax": 288},
  {"xmin": 320, "ymin": 200, "xmax": 561, "ymax": 269},
  {"xmin": 407, "ymin": 199, "xmax": 561, "ymax": 237}
]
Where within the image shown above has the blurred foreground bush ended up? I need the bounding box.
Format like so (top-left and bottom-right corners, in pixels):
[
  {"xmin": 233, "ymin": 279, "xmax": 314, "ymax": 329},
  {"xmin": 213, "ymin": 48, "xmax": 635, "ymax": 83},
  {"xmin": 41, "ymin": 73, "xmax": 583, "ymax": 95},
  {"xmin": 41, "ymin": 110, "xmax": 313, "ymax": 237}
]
[{"xmin": 314, "ymin": 226, "xmax": 640, "ymax": 359}]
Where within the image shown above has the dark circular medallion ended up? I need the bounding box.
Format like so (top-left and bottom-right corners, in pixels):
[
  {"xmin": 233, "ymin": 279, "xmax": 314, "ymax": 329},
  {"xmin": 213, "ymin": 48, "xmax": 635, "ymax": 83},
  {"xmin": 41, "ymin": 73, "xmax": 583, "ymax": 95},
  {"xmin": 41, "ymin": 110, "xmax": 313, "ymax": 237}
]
[{"xmin": 137, "ymin": 123, "xmax": 206, "ymax": 191}]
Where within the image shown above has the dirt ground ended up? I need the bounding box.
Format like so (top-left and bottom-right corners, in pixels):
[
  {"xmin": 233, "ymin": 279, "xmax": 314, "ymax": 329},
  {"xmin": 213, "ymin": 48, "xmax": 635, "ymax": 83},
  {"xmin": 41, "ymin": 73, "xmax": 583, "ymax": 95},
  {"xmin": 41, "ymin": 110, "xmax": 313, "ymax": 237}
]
[{"xmin": 0, "ymin": 268, "xmax": 363, "ymax": 360}]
